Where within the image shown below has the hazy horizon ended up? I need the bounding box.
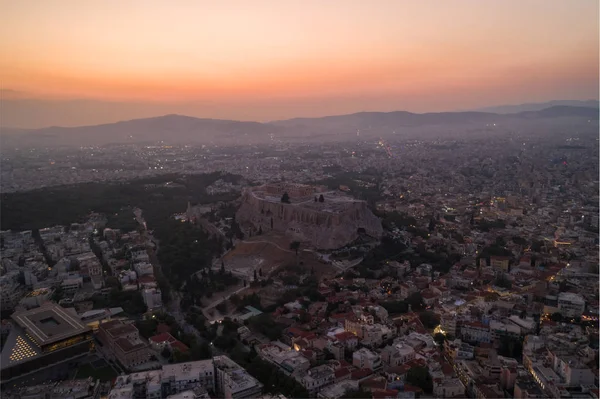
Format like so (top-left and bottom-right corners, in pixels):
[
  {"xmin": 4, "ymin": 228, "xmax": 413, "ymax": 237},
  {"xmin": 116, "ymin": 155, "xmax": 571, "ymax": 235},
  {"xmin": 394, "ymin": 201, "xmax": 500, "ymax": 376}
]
[{"xmin": 1, "ymin": 0, "xmax": 599, "ymax": 128}]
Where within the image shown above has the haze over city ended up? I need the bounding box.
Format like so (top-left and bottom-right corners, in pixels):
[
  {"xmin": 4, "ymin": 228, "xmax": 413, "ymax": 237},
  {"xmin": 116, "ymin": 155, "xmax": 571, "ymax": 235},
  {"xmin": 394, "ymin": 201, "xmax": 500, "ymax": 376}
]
[
  {"xmin": 1, "ymin": 0, "xmax": 598, "ymax": 128},
  {"xmin": 1, "ymin": 1, "xmax": 599, "ymax": 398}
]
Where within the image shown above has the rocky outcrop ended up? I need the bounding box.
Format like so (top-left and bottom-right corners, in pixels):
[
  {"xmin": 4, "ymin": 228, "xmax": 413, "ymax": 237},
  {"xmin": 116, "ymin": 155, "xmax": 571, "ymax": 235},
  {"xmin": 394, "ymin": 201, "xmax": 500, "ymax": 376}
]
[{"xmin": 236, "ymin": 186, "xmax": 382, "ymax": 249}]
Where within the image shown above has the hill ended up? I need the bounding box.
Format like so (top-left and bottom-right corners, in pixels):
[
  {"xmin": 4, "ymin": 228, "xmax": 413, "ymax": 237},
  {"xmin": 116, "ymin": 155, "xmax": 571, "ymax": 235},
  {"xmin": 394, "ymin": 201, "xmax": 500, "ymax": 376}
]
[
  {"xmin": 1, "ymin": 106, "xmax": 597, "ymax": 148},
  {"xmin": 472, "ymin": 100, "xmax": 599, "ymax": 114}
]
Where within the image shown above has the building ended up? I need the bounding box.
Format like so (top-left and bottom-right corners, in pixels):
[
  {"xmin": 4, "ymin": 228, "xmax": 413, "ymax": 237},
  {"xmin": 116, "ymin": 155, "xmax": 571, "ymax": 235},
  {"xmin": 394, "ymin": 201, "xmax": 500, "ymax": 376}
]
[
  {"xmin": 19, "ymin": 288, "xmax": 53, "ymax": 310},
  {"xmin": 4, "ymin": 376, "xmax": 101, "ymax": 399},
  {"xmin": 490, "ymin": 256, "xmax": 511, "ymax": 272},
  {"xmin": 256, "ymin": 343, "xmax": 310, "ymax": 376},
  {"xmin": 551, "ymin": 354, "xmax": 596, "ymax": 386},
  {"xmin": 296, "ymin": 365, "xmax": 335, "ymax": 397},
  {"xmin": 0, "ymin": 303, "xmax": 93, "ymax": 384},
  {"xmin": 61, "ymin": 277, "xmax": 84, "ymax": 295},
  {"xmin": 149, "ymin": 333, "xmax": 189, "ymax": 355},
  {"xmin": 352, "ymin": 348, "xmax": 382, "ymax": 371},
  {"xmin": 76, "ymin": 253, "xmax": 102, "ymax": 278},
  {"xmin": 214, "ymin": 355, "xmax": 263, "ymax": 399},
  {"xmin": 112, "ymin": 370, "xmax": 162, "ymax": 399},
  {"xmin": 557, "ymin": 292, "xmax": 586, "ymax": 318},
  {"xmin": 513, "ymin": 374, "xmax": 546, "ymax": 399},
  {"xmin": 1, "ymin": 272, "xmax": 25, "ymax": 312},
  {"xmin": 317, "ymin": 380, "xmax": 359, "ymax": 399},
  {"xmin": 143, "ymin": 288, "xmax": 163, "ymax": 311},
  {"xmin": 162, "ymin": 361, "xmax": 215, "ymax": 396},
  {"xmin": 79, "ymin": 307, "xmax": 124, "ymax": 330},
  {"xmin": 333, "ymin": 332, "xmax": 358, "ymax": 351},
  {"xmin": 381, "ymin": 343, "xmax": 415, "ymax": 368},
  {"xmin": 97, "ymin": 320, "xmax": 150, "ymax": 370},
  {"xmin": 166, "ymin": 387, "xmax": 211, "ymax": 399},
  {"xmin": 433, "ymin": 378, "xmax": 465, "ymax": 399},
  {"xmin": 460, "ymin": 322, "xmax": 491, "ymax": 344},
  {"xmin": 444, "ymin": 339, "xmax": 474, "ymax": 361},
  {"xmin": 440, "ymin": 313, "xmax": 457, "ymax": 337}
]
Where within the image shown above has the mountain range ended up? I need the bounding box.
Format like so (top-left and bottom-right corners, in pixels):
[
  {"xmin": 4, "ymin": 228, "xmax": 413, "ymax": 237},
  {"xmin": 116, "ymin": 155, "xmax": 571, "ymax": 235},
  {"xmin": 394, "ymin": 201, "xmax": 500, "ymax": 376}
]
[
  {"xmin": 471, "ymin": 100, "xmax": 599, "ymax": 114},
  {"xmin": 1, "ymin": 105, "xmax": 598, "ymax": 148}
]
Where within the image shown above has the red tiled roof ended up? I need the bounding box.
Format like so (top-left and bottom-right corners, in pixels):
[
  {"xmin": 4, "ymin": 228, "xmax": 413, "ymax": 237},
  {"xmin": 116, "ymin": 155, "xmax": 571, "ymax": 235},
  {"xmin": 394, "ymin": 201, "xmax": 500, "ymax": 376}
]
[
  {"xmin": 351, "ymin": 368, "xmax": 373, "ymax": 380},
  {"xmin": 361, "ymin": 377, "xmax": 387, "ymax": 390},
  {"xmin": 335, "ymin": 331, "xmax": 357, "ymax": 342},
  {"xmin": 334, "ymin": 368, "xmax": 351, "ymax": 379},
  {"xmin": 421, "ymin": 292, "xmax": 439, "ymax": 299},
  {"xmin": 287, "ymin": 327, "xmax": 310, "ymax": 337},
  {"xmin": 330, "ymin": 312, "xmax": 351, "ymax": 321},
  {"xmin": 170, "ymin": 340, "xmax": 189, "ymax": 353},
  {"xmin": 149, "ymin": 332, "xmax": 176, "ymax": 343}
]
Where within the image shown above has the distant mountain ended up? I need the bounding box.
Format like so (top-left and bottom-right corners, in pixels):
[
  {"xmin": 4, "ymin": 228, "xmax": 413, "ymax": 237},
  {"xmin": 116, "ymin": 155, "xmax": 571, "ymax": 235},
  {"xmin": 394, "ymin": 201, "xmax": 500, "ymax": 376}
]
[
  {"xmin": 0, "ymin": 114, "xmax": 277, "ymax": 148},
  {"xmin": 515, "ymin": 105, "xmax": 600, "ymax": 119},
  {"xmin": 472, "ymin": 100, "xmax": 599, "ymax": 114},
  {"xmin": 269, "ymin": 106, "xmax": 598, "ymax": 132},
  {"xmin": 1, "ymin": 106, "xmax": 597, "ymax": 148}
]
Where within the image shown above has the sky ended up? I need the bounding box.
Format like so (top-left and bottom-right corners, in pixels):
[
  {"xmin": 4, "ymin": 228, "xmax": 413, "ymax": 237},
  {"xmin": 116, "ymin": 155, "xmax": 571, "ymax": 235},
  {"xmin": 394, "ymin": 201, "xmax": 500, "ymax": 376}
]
[{"xmin": 0, "ymin": 0, "xmax": 598, "ymax": 127}]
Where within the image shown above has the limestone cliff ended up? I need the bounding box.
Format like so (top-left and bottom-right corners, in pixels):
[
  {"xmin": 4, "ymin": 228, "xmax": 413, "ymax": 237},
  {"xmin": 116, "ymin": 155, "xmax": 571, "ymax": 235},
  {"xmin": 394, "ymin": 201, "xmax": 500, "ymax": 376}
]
[{"xmin": 236, "ymin": 185, "xmax": 383, "ymax": 249}]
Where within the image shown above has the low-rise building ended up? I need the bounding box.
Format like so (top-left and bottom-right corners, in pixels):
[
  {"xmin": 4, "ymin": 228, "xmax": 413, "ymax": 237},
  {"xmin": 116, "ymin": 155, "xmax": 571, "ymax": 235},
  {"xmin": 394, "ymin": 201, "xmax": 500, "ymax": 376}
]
[
  {"xmin": 557, "ymin": 292, "xmax": 586, "ymax": 318},
  {"xmin": 296, "ymin": 365, "xmax": 335, "ymax": 397},
  {"xmin": 97, "ymin": 320, "xmax": 150, "ymax": 370},
  {"xmin": 352, "ymin": 348, "xmax": 382, "ymax": 371},
  {"xmin": 214, "ymin": 355, "xmax": 263, "ymax": 399},
  {"xmin": 162, "ymin": 361, "xmax": 215, "ymax": 396}
]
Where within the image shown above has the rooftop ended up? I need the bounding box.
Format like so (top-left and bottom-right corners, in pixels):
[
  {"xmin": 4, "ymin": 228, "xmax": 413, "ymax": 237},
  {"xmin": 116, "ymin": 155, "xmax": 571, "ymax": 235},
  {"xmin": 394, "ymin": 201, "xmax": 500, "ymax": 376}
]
[
  {"xmin": 162, "ymin": 360, "xmax": 214, "ymax": 381},
  {"xmin": 11, "ymin": 302, "xmax": 91, "ymax": 346}
]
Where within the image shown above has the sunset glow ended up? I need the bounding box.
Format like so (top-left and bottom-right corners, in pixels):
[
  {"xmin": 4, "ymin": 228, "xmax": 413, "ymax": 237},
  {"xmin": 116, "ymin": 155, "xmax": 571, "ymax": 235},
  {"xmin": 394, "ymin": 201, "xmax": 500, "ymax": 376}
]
[{"xmin": 0, "ymin": 0, "xmax": 598, "ymax": 125}]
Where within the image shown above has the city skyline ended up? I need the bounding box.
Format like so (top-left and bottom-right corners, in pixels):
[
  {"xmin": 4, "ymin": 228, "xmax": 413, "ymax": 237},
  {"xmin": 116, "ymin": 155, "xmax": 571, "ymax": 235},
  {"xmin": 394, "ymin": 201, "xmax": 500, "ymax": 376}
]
[{"xmin": 1, "ymin": 0, "xmax": 598, "ymax": 127}]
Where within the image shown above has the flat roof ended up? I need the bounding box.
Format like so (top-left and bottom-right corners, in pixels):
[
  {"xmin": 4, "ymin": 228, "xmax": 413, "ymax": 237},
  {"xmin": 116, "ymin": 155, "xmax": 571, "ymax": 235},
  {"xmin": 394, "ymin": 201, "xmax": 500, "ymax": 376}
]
[
  {"xmin": 0, "ymin": 327, "xmax": 43, "ymax": 369},
  {"xmin": 11, "ymin": 303, "xmax": 91, "ymax": 346}
]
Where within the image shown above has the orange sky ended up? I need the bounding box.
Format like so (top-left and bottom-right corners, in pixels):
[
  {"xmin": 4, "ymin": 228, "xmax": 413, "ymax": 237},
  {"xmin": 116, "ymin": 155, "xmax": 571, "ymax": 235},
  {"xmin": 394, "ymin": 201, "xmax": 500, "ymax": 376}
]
[{"xmin": 0, "ymin": 0, "xmax": 598, "ymax": 125}]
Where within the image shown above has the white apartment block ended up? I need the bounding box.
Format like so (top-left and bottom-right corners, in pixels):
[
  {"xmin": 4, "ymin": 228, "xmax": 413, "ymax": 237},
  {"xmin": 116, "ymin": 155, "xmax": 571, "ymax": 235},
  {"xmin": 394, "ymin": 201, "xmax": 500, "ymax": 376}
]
[
  {"xmin": 162, "ymin": 361, "xmax": 215, "ymax": 396},
  {"xmin": 352, "ymin": 348, "xmax": 382, "ymax": 371},
  {"xmin": 557, "ymin": 292, "xmax": 585, "ymax": 318}
]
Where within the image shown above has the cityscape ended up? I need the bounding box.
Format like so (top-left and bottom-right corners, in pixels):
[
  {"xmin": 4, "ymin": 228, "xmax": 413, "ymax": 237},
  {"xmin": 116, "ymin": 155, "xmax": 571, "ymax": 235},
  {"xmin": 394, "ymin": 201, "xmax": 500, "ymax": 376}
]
[{"xmin": 1, "ymin": 1, "xmax": 599, "ymax": 399}]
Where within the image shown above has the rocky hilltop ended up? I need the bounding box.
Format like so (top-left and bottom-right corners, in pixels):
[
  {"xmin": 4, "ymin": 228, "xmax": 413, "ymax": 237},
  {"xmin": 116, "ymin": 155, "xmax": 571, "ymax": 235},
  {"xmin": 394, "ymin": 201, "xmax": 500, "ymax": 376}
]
[{"xmin": 236, "ymin": 183, "xmax": 383, "ymax": 249}]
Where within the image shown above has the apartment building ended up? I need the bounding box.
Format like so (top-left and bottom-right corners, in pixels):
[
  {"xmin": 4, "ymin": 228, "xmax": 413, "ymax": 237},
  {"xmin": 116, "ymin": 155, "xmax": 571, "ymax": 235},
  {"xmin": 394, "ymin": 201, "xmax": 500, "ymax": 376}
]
[
  {"xmin": 352, "ymin": 348, "xmax": 382, "ymax": 371},
  {"xmin": 214, "ymin": 356, "xmax": 263, "ymax": 399},
  {"xmin": 97, "ymin": 320, "xmax": 150, "ymax": 370},
  {"xmin": 162, "ymin": 360, "xmax": 215, "ymax": 396}
]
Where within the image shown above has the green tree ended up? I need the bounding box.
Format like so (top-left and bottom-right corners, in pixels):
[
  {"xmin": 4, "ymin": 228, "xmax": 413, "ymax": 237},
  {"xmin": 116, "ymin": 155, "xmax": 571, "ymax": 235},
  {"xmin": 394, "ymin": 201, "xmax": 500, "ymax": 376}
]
[
  {"xmin": 406, "ymin": 366, "xmax": 433, "ymax": 393},
  {"xmin": 318, "ymin": 194, "xmax": 324, "ymax": 203},
  {"xmin": 172, "ymin": 349, "xmax": 192, "ymax": 363},
  {"xmin": 419, "ymin": 311, "xmax": 440, "ymax": 329},
  {"xmin": 434, "ymin": 332, "xmax": 446, "ymax": 346},
  {"xmin": 216, "ymin": 302, "xmax": 228, "ymax": 314},
  {"xmin": 191, "ymin": 342, "xmax": 212, "ymax": 360},
  {"xmin": 161, "ymin": 347, "xmax": 172, "ymax": 359},
  {"xmin": 281, "ymin": 192, "xmax": 290, "ymax": 203}
]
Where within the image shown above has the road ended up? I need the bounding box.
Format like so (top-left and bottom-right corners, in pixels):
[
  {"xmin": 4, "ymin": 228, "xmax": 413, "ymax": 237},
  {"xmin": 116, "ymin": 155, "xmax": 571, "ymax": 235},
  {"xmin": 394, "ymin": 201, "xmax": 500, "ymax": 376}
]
[
  {"xmin": 203, "ymin": 285, "xmax": 248, "ymax": 314},
  {"xmin": 168, "ymin": 292, "xmax": 225, "ymax": 356},
  {"xmin": 133, "ymin": 208, "xmax": 225, "ymax": 356}
]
